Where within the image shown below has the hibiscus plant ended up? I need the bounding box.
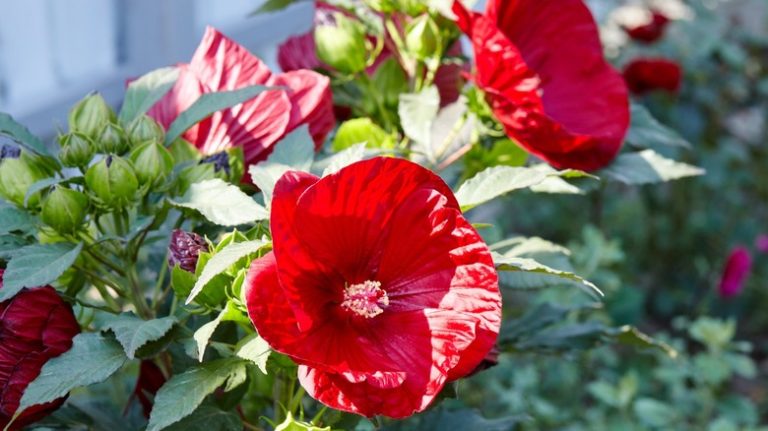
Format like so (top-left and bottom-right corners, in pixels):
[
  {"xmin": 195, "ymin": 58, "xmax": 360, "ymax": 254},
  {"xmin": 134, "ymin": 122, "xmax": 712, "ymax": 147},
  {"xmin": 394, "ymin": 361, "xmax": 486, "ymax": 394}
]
[{"xmin": 0, "ymin": 1, "xmax": 708, "ymax": 430}]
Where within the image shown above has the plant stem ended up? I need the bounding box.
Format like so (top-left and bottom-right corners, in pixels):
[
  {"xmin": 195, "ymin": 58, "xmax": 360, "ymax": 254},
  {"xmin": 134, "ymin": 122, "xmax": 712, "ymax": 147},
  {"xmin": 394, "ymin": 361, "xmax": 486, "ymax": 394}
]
[{"xmin": 127, "ymin": 266, "xmax": 152, "ymax": 319}]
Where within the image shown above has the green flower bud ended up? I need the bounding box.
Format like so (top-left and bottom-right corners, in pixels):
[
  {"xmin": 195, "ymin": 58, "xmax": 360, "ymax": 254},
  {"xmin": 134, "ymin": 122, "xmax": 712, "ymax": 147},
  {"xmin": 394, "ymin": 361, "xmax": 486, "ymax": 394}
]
[
  {"xmin": 127, "ymin": 115, "xmax": 165, "ymax": 146},
  {"xmin": 58, "ymin": 132, "xmax": 95, "ymax": 168},
  {"xmin": 405, "ymin": 15, "xmax": 442, "ymax": 60},
  {"xmin": 396, "ymin": 0, "xmax": 427, "ymax": 15},
  {"xmin": 96, "ymin": 123, "xmax": 129, "ymax": 154},
  {"xmin": 85, "ymin": 156, "xmax": 139, "ymax": 209},
  {"xmin": 68, "ymin": 93, "xmax": 116, "ymax": 139},
  {"xmin": 41, "ymin": 185, "xmax": 89, "ymax": 234},
  {"xmin": 0, "ymin": 150, "xmax": 50, "ymax": 207},
  {"xmin": 129, "ymin": 140, "xmax": 174, "ymax": 188},
  {"xmin": 315, "ymin": 14, "xmax": 369, "ymax": 74}
]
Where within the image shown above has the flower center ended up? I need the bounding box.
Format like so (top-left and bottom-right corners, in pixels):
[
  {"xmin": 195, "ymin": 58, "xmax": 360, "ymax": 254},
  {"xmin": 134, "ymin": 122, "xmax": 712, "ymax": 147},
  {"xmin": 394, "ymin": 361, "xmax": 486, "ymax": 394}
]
[{"xmin": 341, "ymin": 280, "xmax": 389, "ymax": 319}]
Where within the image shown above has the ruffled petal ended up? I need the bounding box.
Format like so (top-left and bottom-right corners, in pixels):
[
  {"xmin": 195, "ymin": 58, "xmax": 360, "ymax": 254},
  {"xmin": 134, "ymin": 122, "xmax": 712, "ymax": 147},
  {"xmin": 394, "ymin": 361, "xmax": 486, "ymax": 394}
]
[
  {"xmin": 188, "ymin": 27, "xmax": 273, "ymax": 90},
  {"xmin": 277, "ymin": 32, "xmax": 322, "ymax": 72},
  {"xmin": 270, "ymin": 71, "xmax": 335, "ymax": 147}
]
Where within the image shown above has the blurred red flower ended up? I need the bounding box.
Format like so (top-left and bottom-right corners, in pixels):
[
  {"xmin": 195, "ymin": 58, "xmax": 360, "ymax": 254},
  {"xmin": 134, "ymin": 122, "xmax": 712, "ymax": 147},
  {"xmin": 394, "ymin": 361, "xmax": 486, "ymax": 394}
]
[
  {"xmin": 245, "ymin": 157, "xmax": 501, "ymax": 418},
  {"xmin": 454, "ymin": 0, "xmax": 630, "ymax": 171},
  {"xmin": 719, "ymin": 246, "xmax": 752, "ymax": 298},
  {"xmin": 131, "ymin": 360, "xmax": 167, "ymax": 418},
  {"xmin": 149, "ymin": 27, "xmax": 335, "ymax": 168},
  {"xmin": 756, "ymin": 235, "xmax": 768, "ymax": 254},
  {"xmin": 623, "ymin": 58, "xmax": 682, "ymax": 95},
  {"xmin": 0, "ymin": 269, "xmax": 80, "ymax": 430},
  {"xmin": 624, "ymin": 11, "xmax": 671, "ymax": 44}
]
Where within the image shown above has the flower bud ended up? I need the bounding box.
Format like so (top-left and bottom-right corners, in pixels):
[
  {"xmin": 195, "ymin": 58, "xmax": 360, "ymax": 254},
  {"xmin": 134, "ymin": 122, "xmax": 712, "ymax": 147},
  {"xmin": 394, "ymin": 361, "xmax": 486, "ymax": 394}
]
[
  {"xmin": 41, "ymin": 186, "xmax": 89, "ymax": 234},
  {"xmin": 0, "ymin": 149, "xmax": 50, "ymax": 207},
  {"xmin": 68, "ymin": 93, "xmax": 115, "ymax": 139},
  {"xmin": 95, "ymin": 123, "xmax": 129, "ymax": 155},
  {"xmin": 58, "ymin": 133, "xmax": 95, "ymax": 168},
  {"xmin": 127, "ymin": 115, "xmax": 165, "ymax": 146},
  {"xmin": 168, "ymin": 229, "xmax": 209, "ymax": 272},
  {"xmin": 85, "ymin": 156, "xmax": 139, "ymax": 209},
  {"xmin": 396, "ymin": 0, "xmax": 427, "ymax": 16},
  {"xmin": 315, "ymin": 14, "xmax": 369, "ymax": 74},
  {"xmin": 405, "ymin": 15, "xmax": 442, "ymax": 60},
  {"xmin": 130, "ymin": 141, "xmax": 174, "ymax": 188}
]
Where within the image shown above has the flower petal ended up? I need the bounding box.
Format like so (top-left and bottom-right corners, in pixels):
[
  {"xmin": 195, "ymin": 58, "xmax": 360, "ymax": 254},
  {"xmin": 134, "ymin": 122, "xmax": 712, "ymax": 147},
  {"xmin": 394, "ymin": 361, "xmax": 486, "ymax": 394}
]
[{"xmin": 270, "ymin": 70, "xmax": 335, "ymax": 147}]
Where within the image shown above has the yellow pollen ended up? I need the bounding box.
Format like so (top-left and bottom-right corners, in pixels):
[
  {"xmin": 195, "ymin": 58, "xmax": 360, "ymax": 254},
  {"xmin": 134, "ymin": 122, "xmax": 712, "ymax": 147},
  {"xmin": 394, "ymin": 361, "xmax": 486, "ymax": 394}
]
[{"xmin": 341, "ymin": 280, "xmax": 389, "ymax": 319}]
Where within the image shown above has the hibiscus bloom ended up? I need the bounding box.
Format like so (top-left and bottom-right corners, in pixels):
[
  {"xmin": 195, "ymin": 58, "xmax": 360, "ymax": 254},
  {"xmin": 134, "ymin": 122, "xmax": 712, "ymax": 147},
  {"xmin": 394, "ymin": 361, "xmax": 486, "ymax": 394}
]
[
  {"xmin": 623, "ymin": 58, "xmax": 682, "ymax": 95},
  {"xmin": 245, "ymin": 157, "xmax": 501, "ymax": 418},
  {"xmin": 624, "ymin": 10, "xmax": 671, "ymax": 44},
  {"xmin": 454, "ymin": 0, "xmax": 630, "ymax": 171},
  {"xmin": 718, "ymin": 247, "xmax": 752, "ymax": 298},
  {"xmin": 0, "ymin": 270, "xmax": 80, "ymax": 430},
  {"xmin": 149, "ymin": 27, "xmax": 335, "ymax": 168}
]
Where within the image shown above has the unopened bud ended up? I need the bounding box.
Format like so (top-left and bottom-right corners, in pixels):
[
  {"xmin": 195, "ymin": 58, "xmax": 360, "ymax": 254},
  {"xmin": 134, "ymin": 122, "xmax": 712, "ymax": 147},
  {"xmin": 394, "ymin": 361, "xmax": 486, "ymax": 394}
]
[
  {"xmin": 168, "ymin": 229, "xmax": 209, "ymax": 272},
  {"xmin": 405, "ymin": 15, "xmax": 442, "ymax": 60},
  {"xmin": 96, "ymin": 123, "xmax": 129, "ymax": 155},
  {"xmin": 41, "ymin": 185, "xmax": 89, "ymax": 234},
  {"xmin": 68, "ymin": 93, "xmax": 115, "ymax": 139},
  {"xmin": 58, "ymin": 133, "xmax": 95, "ymax": 168},
  {"xmin": 130, "ymin": 141, "xmax": 174, "ymax": 188},
  {"xmin": 315, "ymin": 14, "xmax": 369, "ymax": 74},
  {"xmin": 128, "ymin": 115, "xmax": 165, "ymax": 145},
  {"xmin": 85, "ymin": 156, "xmax": 139, "ymax": 208},
  {"xmin": 0, "ymin": 149, "xmax": 50, "ymax": 207}
]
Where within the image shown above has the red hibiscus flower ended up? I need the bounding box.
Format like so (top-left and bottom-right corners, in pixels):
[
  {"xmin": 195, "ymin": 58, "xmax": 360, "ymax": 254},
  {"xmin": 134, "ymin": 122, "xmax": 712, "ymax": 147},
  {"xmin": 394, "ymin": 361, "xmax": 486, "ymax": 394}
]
[
  {"xmin": 0, "ymin": 269, "xmax": 80, "ymax": 430},
  {"xmin": 245, "ymin": 157, "xmax": 501, "ymax": 418},
  {"xmin": 623, "ymin": 58, "xmax": 682, "ymax": 95},
  {"xmin": 453, "ymin": 0, "xmax": 630, "ymax": 171},
  {"xmin": 624, "ymin": 11, "xmax": 671, "ymax": 44},
  {"xmin": 719, "ymin": 247, "xmax": 752, "ymax": 298},
  {"xmin": 149, "ymin": 27, "xmax": 335, "ymax": 168},
  {"xmin": 130, "ymin": 360, "xmax": 167, "ymax": 418}
]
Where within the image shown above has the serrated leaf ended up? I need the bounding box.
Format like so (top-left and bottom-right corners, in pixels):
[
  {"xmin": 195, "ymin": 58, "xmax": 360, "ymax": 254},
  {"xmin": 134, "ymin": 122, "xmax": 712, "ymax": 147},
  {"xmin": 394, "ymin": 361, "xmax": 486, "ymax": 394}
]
[
  {"xmin": 320, "ymin": 143, "xmax": 367, "ymax": 177},
  {"xmin": 626, "ymin": 103, "xmax": 690, "ymax": 149},
  {"xmin": 146, "ymin": 358, "xmax": 247, "ymax": 431},
  {"xmin": 0, "ymin": 242, "xmax": 83, "ymax": 301},
  {"xmin": 163, "ymin": 404, "xmax": 242, "ymax": 431},
  {"xmin": 606, "ymin": 325, "xmax": 678, "ymax": 358},
  {"xmin": 119, "ymin": 67, "xmax": 180, "ymax": 125},
  {"xmin": 601, "ymin": 149, "xmax": 704, "ymax": 184},
  {"xmin": 17, "ymin": 333, "xmax": 127, "ymax": 414},
  {"xmin": 0, "ymin": 205, "xmax": 34, "ymax": 235},
  {"xmin": 399, "ymin": 86, "xmax": 440, "ymax": 145},
  {"xmin": 171, "ymin": 179, "xmax": 268, "ymax": 226},
  {"xmin": 235, "ymin": 333, "xmax": 271, "ymax": 374},
  {"xmin": 248, "ymin": 126, "xmax": 315, "ymax": 207},
  {"xmin": 187, "ymin": 240, "xmax": 268, "ymax": 304},
  {"xmin": 101, "ymin": 314, "xmax": 177, "ymax": 359},
  {"xmin": 527, "ymin": 164, "xmax": 589, "ymax": 195},
  {"xmin": 0, "ymin": 112, "xmax": 49, "ymax": 155},
  {"xmin": 193, "ymin": 309, "xmax": 226, "ymax": 362},
  {"xmin": 164, "ymin": 85, "xmax": 269, "ymax": 145},
  {"xmin": 493, "ymin": 252, "xmax": 603, "ymax": 299}
]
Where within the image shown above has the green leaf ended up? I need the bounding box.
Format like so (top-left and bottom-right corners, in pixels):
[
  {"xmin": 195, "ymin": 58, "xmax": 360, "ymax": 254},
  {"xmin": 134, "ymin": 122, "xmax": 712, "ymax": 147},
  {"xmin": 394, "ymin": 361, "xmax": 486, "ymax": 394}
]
[
  {"xmin": 119, "ymin": 67, "xmax": 180, "ymax": 125},
  {"xmin": 171, "ymin": 178, "xmax": 269, "ymax": 226},
  {"xmin": 0, "ymin": 205, "xmax": 34, "ymax": 235},
  {"xmin": 605, "ymin": 325, "xmax": 678, "ymax": 358},
  {"xmin": 626, "ymin": 103, "xmax": 690, "ymax": 149},
  {"xmin": 601, "ymin": 149, "xmax": 704, "ymax": 184},
  {"xmin": 17, "ymin": 333, "xmax": 127, "ymax": 414},
  {"xmin": 332, "ymin": 118, "xmax": 393, "ymax": 151},
  {"xmin": 24, "ymin": 177, "xmax": 81, "ymax": 207},
  {"xmin": 500, "ymin": 302, "xmax": 582, "ymax": 343},
  {"xmin": 250, "ymin": 0, "xmax": 299, "ymax": 15},
  {"xmin": 101, "ymin": 313, "xmax": 177, "ymax": 359},
  {"xmin": 0, "ymin": 112, "xmax": 49, "ymax": 155},
  {"xmin": 319, "ymin": 143, "xmax": 367, "ymax": 177},
  {"xmin": 235, "ymin": 333, "xmax": 271, "ymax": 374},
  {"xmin": 0, "ymin": 242, "xmax": 83, "ymax": 301},
  {"xmin": 164, "ymin": 85, "xmax": 269, "ymax": 145},
  {"xmin": 146, "ymin": 358, "xmax": 247, "ymax": 431},
  {"xmin": 187, "ymin": 239, "xmax": 268, "ymax": 304},
  {"xmin": 456, "ymin": 166, "xmax": 594, "ymax": 211},
  {"xmin": 527, "ymin": 164, "xmax": 590, "ymax": 195},
  {"xmin": 248, "ymin": 126, "xmax": 315, "ymax": 207},
  {"xmin": 163, "ymin": 404, "xmax": 242, "ymax": 431},
  {"xmin": 633, "ymin": 398, "xmax": 678, "ymax": 427},
  {"xmin": 493, "ymin": 253, "xmax": 603, "ymax": 299},
  {"xmin": 193, "ymin": 308, "xmax": 226, "ymax": 362},
  {"xmin": 398, "ymin": 86, "xmax": 440, "ymax": 145}
]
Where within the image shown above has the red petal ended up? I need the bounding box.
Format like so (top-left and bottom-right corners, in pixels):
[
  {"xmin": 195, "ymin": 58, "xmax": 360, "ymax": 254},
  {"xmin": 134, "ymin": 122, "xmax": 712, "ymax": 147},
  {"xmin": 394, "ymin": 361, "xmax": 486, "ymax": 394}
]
[
  {"xmin": 147, "ymin": 65, "xmax": 204, "ymax": 131},
  {"xmin": 269, "ymin": 71, "xmax": 335, "ymax": 147},
  {"xmin": 623, "ymin": 58, "xmax": 682, "ymax": 95},
  {"xmin": 277, "ymin": 32, "xmax": 322, "ymax": 72},
  {"xmin": 188, "ymin": 27, "xmax": 272, "ymax": 90}
]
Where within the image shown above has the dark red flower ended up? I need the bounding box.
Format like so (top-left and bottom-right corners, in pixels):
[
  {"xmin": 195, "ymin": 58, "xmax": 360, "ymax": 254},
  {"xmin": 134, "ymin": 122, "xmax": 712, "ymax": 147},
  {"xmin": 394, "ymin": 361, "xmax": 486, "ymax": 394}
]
[
  {"xmin": 149, "ymin": 27, "xmax": 335, "ymax": 168},
  {"xmin": 623, "ymin": 58, "xmax": 682, "ymax": 95},
  {"xmin": 756, "ymin": 235, "xmax": 768, "ymax": 254},
  {"xmin": 131, "ymin": 360, "xmax": 166, "ymax": 418},
  {"xmin": 0, "ymin": 269, "xmax": 80, "ymax": 430},
  {"xmin": 624, "ymin": 11, "xmax": 670, "ymax": 44},
  {"xmin": 168, "ymin": 229, "xmax": 209, "ymax": 272},
  {"xmin": 719, "ymin": 247, "xmax": 752, "ymax": 298},
  {"xmin": 245, "ymin": 157, "xmax": 501, "ymax": 418},
  {"xmin": 454, "ymin": 0, "xmax": 630, "ymax": 171}
]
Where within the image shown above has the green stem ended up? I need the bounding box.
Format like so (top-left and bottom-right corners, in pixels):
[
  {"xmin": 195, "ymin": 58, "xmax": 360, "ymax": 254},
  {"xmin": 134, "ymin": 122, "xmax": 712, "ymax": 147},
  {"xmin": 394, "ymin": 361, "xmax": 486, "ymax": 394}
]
[{"xmin": 128, "ymin": 266, "xmax": 152, "ymax": 319}]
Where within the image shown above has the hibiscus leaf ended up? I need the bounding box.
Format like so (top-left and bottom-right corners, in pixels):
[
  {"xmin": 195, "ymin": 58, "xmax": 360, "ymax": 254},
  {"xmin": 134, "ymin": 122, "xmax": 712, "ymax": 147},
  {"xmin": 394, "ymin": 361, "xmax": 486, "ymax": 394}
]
[
  {"xmin": 493, "ymin": 252, "xmax": 603, "ymax": 299},
  {"xmin": 235, "ymin": 333, "xmax": 271, "ymax": 375},
  {"xmin": 527, "ymin": 164, "xmax": 591, "ymax": 195},
  {"xmin": 163, "ymin": 404, "xmax": 242, "ymax": 431},
  {"xmin": 399, "ymin": 86, "xmax": 440, "ymax": 146},
  {"xmin": 101, "ymin": 313, "xmax": 177, "ymax": 359},
  {"xmin": 146, "ymin": 358, "xmax": 248, "ymax": 431},
  {"xmin": 119, "ymin": 67, "xmax": 179, "ymax": 125},
  {"xmin": 170, "ymin": 178, "xmax": 269, "ymax": 226},
  {"xmin": 164, "ymin": 85, "xmax": 270, "ymax": 145},
  {"xmin": 16, "ymin": 333, "xmax": 127, "ymax": 416},
  {"xmin": 600, "ymin": 149, "xmax": 704, "ymax": 184},
  {"xmin": 0, "ymin": 205, "xmax": 35, "ymax": 235},
  {"xmin": 332, "ymin": 118, "xmax": 394, "ymax": 152},
  {"xmin": 0, "ymin": 112, "xmax": 50, "ymax": 156},
  {"xmin": 193, "ymin": 308, "xmax": 227, "ymax": 362},
  {"xmin": 626, "ymin": 103, "xmax": 691, "ymax": 149},
  {"xmin": 0, "ymin": 242, "xmax": 83, "ymax": 301},
  {"xmin": 248, "ymin": 126, "xmax": 315, "ymax": 207},
  {"xmin": 187, "ymin": 239, "xmax": 269, "ymax": 305}
]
